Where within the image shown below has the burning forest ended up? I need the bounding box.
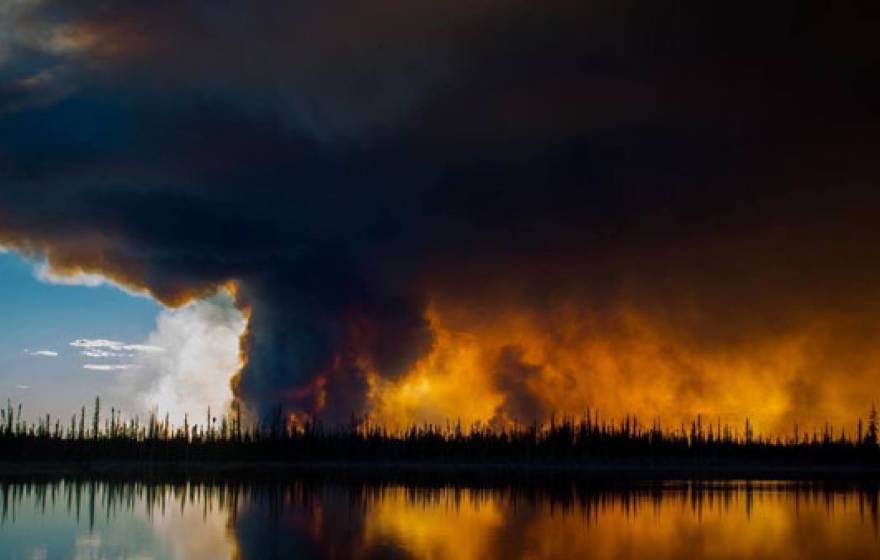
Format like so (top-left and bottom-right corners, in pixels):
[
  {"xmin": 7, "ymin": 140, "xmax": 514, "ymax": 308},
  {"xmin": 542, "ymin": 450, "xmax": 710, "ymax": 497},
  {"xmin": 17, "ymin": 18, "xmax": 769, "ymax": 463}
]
[{"xmin": 1, "ymin": 1, "xmax": 879, "ymax": 459}]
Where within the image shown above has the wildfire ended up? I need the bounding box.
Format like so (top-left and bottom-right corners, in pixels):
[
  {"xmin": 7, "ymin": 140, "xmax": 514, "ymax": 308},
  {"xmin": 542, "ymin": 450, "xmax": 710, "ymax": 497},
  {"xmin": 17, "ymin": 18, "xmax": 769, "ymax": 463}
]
[{"xmin": 366, "ymin": 302, "xmax": 866, "ymax": 437}]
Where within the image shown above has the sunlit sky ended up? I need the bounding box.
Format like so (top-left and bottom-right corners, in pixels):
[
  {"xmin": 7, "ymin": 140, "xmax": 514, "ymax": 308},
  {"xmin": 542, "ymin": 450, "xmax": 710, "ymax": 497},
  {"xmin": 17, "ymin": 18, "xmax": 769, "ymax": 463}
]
[
  {"xmin": 0, "ymin": 250, "xmax": 243, "ymax": 422},
  {"xmin": 0, "ymin": 251, "xmax": 160, "ymax": 415}
]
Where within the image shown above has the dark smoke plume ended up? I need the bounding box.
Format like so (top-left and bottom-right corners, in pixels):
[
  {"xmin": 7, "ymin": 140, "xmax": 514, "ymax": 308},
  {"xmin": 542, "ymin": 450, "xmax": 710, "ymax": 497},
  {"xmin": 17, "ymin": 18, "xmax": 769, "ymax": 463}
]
[{"xmin": 1, "ymin": 1, "xmax": 879, "ymax": 425}]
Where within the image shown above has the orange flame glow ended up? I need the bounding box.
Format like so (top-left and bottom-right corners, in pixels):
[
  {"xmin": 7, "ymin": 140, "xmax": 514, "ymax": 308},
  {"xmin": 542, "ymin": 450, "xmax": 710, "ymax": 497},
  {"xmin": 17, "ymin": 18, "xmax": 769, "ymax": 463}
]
[{"xmin": 367, "ymin": 303, "xmax": 876, "ymax": 437}]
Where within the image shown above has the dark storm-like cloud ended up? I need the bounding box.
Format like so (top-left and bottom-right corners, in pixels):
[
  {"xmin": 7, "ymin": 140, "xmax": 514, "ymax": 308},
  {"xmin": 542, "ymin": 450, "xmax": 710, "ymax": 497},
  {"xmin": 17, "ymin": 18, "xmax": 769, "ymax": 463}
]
[{"xmin": 1, "ymin": 0, "xmax": 879, "ymax": 423}]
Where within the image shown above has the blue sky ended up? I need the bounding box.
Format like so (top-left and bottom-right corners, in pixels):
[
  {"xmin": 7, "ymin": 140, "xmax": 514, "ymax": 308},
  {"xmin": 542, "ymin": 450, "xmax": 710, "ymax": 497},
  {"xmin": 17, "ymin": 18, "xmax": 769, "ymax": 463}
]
[{"xmin": 0, "ymin": 250, "xmax": 161, "ymax": 417}]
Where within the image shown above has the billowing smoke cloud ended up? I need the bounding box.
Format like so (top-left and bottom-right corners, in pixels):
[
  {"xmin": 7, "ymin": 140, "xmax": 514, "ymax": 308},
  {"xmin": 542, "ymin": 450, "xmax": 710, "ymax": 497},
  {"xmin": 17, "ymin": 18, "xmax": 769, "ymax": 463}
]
[
  {"xmin": 108, "ymin": 295, "xmax": 245, "ymax": 424},
  {"xmin": 491, "ymin": 346, "xmax": 550, "ymax": 427},
  {"xmin": 232, "ymin": 269, "xmax": 433, "ymax": 420},
  {"xmin": 1, "ymin": 1, "xmax": 879, "ymax": 429}
]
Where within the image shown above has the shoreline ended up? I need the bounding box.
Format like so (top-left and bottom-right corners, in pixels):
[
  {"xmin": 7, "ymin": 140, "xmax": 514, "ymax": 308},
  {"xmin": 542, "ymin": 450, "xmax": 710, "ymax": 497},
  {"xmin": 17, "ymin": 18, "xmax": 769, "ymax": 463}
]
[{"xmin": 2, "ymin": 461, "xmax": 880, "ymax": 482}]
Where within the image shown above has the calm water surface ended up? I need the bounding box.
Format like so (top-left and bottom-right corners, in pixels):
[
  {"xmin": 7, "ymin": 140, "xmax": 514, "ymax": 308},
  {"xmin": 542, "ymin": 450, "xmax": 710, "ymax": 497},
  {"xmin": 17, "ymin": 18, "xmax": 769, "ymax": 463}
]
[{"xmin": 1, "ymin": 479, "xmax": 879, "ymax": 559}]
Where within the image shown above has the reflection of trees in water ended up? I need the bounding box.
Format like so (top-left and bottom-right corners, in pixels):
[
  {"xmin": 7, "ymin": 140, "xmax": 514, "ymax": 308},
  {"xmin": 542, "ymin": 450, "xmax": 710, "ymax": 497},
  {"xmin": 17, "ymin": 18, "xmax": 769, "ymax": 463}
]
[{"xmin": 1, "ymin": 479, "xmax": 879, "ymax": 559}]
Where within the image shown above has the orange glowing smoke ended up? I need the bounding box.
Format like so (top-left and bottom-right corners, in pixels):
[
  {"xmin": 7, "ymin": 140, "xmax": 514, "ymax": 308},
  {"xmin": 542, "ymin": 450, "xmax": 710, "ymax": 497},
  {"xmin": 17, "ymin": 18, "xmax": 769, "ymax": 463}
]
[
  {"xmin": 366, "ymin": 309, "xmax": 504, "ymax": 430},
  {"xmin": 367, "ymin": 303, "xmax": 879, "ymax": 437},
  {"xmin": 6, "ymin": 240, "xmax": 879, "ymax": 437}
]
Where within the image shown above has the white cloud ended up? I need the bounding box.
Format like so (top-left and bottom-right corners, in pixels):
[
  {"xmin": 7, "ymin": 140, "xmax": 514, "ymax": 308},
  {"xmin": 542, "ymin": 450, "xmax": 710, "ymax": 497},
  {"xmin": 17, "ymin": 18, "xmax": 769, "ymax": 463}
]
[
  {"xmin": 80, "ymin": 349, "xmax": 124, "ymax": 358},
  {"xmin": 34, "ymin": 262, "xmax": 150, "ymax": 298},
  {"xmin": 83, "ymin": 364, "xmax": 140, "ymax": 371},
  {"xmin": 71, "ymin": 338, "xmax": 124, "ymax": 352},
  {"xmin": 124, "ymin": 344, "xmax": 165, "ymax": 353},
  {"xmin": 24, "ymin": 349, "xmax": 58, "ymax": 357},
  {"xmin": 71, "ymin": 338, "xmax": 124, "ymax": 349},
  {"xmin": 106, "ymin": 295, "xmax": 245, "ymax": 423},
  {"xmin": 15, "ymin": 384, "xmax": 30, "ymax": 390},
  {"xmin": 35, "ymin": 262, "xmax": 109, "ymax": 288},
  {"xmin": 70, "ymin": 338, "xmax": 165, "ymax": 357}
]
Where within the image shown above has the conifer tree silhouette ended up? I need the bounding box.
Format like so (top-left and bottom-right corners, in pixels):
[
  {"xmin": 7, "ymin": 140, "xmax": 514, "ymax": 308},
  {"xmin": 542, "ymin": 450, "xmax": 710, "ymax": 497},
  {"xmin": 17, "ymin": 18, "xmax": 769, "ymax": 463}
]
[{"xmin": 867, "ymin": 403, "xmax": 878, "ymax": 446}]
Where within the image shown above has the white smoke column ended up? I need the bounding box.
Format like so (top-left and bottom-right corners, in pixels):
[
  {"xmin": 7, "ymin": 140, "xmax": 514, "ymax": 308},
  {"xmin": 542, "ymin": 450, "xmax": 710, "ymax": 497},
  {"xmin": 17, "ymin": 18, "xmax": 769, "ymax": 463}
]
[{"xmin": 118, "ymin": 293, "xmax": 246, "ymax": 424}]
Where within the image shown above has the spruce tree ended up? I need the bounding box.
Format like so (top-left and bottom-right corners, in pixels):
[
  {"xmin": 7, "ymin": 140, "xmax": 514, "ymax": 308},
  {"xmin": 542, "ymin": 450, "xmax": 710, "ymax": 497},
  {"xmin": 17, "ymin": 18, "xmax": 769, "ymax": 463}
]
[{"xmin": 867, "ymin": 402, "xmax": 878, "ymax": 446}]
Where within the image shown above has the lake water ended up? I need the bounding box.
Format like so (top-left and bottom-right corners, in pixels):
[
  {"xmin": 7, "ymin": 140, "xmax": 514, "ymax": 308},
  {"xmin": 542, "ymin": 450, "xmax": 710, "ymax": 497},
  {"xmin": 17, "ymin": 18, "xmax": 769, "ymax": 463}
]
[{"xmin": 1, "ymin": 478, "xmax": 878, "ymax": 559}]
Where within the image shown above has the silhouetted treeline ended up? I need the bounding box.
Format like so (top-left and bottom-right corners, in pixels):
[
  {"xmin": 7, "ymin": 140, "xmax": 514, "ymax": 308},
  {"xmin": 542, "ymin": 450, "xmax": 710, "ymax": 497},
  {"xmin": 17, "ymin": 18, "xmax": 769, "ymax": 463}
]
[{"xmin": 1, "ymin": 398, "xmax": 879, "ymax": 467}]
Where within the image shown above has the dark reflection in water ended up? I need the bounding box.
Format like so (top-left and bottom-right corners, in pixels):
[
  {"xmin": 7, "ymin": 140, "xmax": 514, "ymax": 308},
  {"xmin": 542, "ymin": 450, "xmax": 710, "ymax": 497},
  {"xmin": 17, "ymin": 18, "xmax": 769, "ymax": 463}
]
[{"xmin": 1, "ymin": 478, "xmax": 879, "ymax": 559}]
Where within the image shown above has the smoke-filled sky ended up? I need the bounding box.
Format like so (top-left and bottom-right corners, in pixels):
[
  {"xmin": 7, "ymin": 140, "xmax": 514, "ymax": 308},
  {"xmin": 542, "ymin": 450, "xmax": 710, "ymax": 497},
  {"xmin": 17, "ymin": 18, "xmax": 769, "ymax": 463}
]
[{"xmin": 1, "ymin": 0, "xmax": 879, "ymax": 433}]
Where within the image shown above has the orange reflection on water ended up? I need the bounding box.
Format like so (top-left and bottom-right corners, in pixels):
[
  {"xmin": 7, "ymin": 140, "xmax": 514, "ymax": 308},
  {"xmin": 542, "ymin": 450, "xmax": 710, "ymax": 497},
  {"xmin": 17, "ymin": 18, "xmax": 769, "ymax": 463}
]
[
  {"xmin": 2, "ymin": 480, "xmax": 879, "ymax": 559},
  {"xmin": 361, "ymin": 487, "xmax": 504, "ymax": 560},
  {"xmin": 351, "ymin": 483, "xmax": 880, "ymax": 560}
]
